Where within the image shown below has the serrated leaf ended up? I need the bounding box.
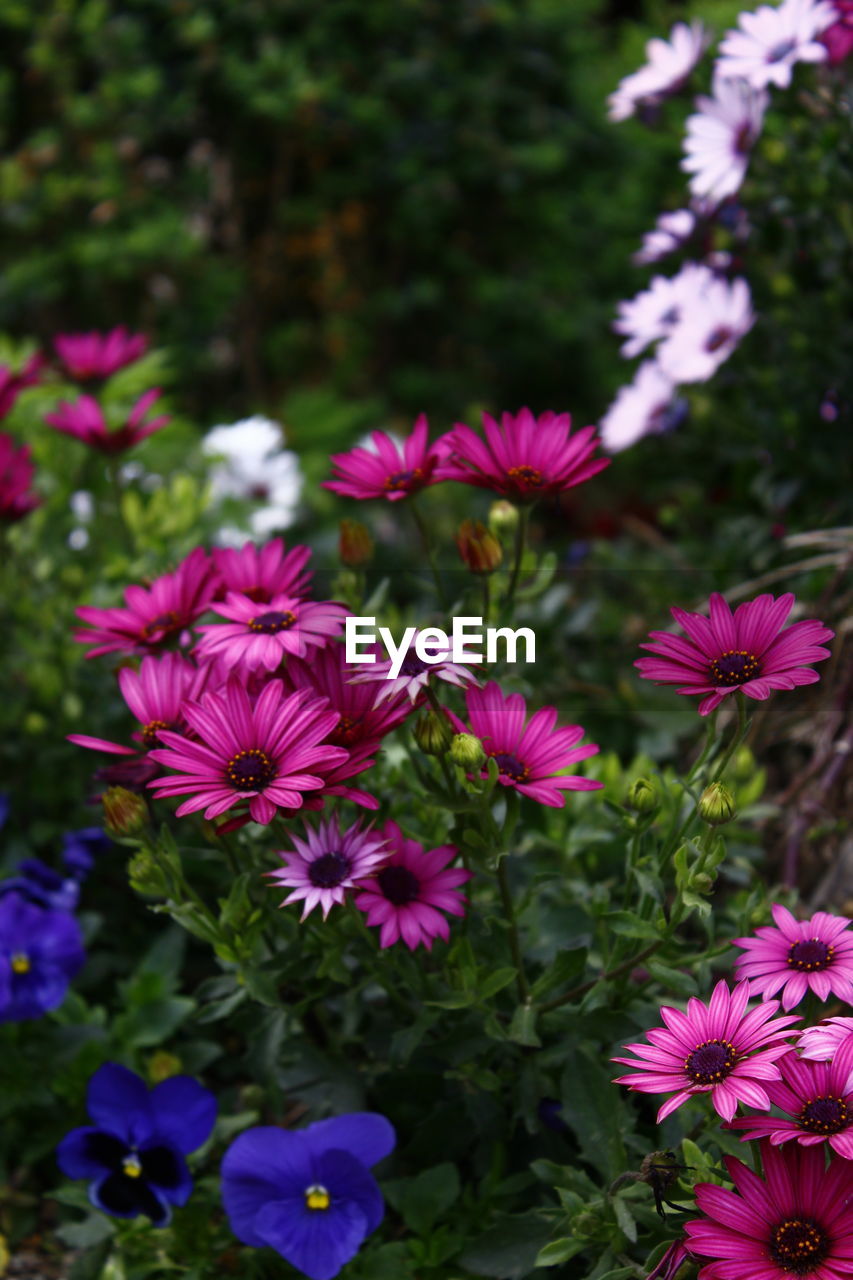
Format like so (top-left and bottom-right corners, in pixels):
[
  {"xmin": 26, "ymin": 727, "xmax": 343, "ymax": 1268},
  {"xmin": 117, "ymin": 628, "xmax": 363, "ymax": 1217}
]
[{"xmin": 611, "ymin": 1194, "xmax": 637, "ymax": 1243}]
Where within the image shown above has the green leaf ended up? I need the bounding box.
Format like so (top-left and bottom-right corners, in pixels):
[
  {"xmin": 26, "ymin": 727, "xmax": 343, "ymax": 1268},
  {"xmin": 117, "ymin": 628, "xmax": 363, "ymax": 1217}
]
[
  {"xmin": 611, "ymin": 1194, "xmax": 637, "ymax": 1243},
  {"xmin": 559, "ymin": 1046, "xmax": 627, "ymax": 1181},
  {"xmin": 458, "ymin": 1216, "xmax": 552, "ymax": 1279},
  {"xmin": 384, "ymin": 1163, "xmax": 460, "ymax": 1236},
  {"xmin": 530, "ymin": 946, "xmax": 587, "ymax": 998},
  {"xmin": 646, "ymin": 960, "xmax": 698, "ymax": 997},
  {"xmin": 604, "ymin": 910, "xmax": 660, "ymax": 939},
  {"xmin": 508, "ymin": 1003, "xmax": 541, "ymax": 1047},
  {"xmin": 534, "ymin": 1237, "xmax": 586, "ymax": 1266},
  {"xmin": 56, "ymin": 1213, "xmax": 115, "ymax": 1248},
  {"xmin": 479, "ymin": 967, "xmax": 518, "ymax": 999},
  {"xmin": 113, "ymin": 995, "xmax": 194, "ymax": 1047},
  {"xmin": 68, "ymin": 1238, "xmax": 114, "ymax": 1280}
]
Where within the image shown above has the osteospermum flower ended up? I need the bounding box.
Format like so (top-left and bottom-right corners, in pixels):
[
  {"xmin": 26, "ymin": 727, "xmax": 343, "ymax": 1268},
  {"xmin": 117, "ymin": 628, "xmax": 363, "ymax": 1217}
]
[
  {"xmin": 211, "ymin": 538, "xmax": 313, "ymax": 603},
  {"xmin": 716, "ymin": 0, "xmax": 834, "ymax": 90},
  {"xmin": 612, "ymin": 979, "xmax": 799, "ymax": 1122},
  {"xmin": 324, "ymin": 414, "xmax": 449, "ymax": 502},
  {"xmin": 54, "ymin": 327, "xmax": 148, "ymax": 382},
  {"xmin": 0, "ymin": 433, "xmax": 41, "ymax": 522},
  {"xmin": 446, "ymin": 682, "xmax": 602, "ymax": 808},
  {"xmin": 615, "ymin": 265, "xmax": 715, "ymax": 359},
  {"xmin": 202, "ymin": 416, "xmax": 304, "ymax": 541},
  {"xmin": 685, "ymin": 1141, "xmax": 853, "ymax": 1279},
  {"xmin": 733, "ymin": 905, "xmax": 853, "ymax": 1010},
  {"xmin": 354, "ymin": 820, "xmax": 471, "ymax": 951},
  {"xmin": 633, "ymin": 209, "xmax": 698, "ymax": 265},
  {"xmin": 283, "ymin": 646, "xmax": 412, "ymax": 749},
  {"xmin": 194, "ymin": 593, "xmax": 348, "ymax": 672},
  {"xmin": 657, "ymin": 275, "xmax": 755, "ymax": 382},
  {"xmin": 221, "ymin": 1112, "xmax": 395, "ymax": 1280},
  {"xmin": 438, "ymin": 407, "xmax": 609, "ymax": 502},
  {"xmin": 682, "ymin": 77, "xmax": 768, "ymax": 204},
  {"xmin": 74, "ymin": 547, "xmax": 216, "ymax": 658},
  {"xmin": 728, "ymin": 1041, "xmax": 853, "ymax": 1157},
  {"xmin": 635, "ymin": 592, "xmax": 835, "ymax": 716},
  {"xmin": 607, "ymin": 20, "xmax": 709, "ymax": 121},
  {"xmin": 350, "ymin": 630, "xmax": 478, "ymax": 705},
  {"xmin": 45, "ymin": 390, "xmax": 170, "ymax": 454},
  {"xmin": 147, "ymin": 678, "xmax": 349, "ymax": 825},
  {"xmin": 800, "ymin": 1018, "xmax": 853, "ymax": 1063},
  {"xmin": 56, "ymin": 1062, "xmax": 216, "ymax": 1226},
  {"xmin": 600, "ymin": 362, "xmax": 687, "ymax": 453},
  {"xmin": 267, "ymin": 816, "xmax": 389, "ymax": 920},
  {"xmin": 821, "ymin": 0, "xmax": 853, "ymax": 62},
  {"xmin": 0, "ymin": 892, "xmax": 86, "ymax": 1022}
]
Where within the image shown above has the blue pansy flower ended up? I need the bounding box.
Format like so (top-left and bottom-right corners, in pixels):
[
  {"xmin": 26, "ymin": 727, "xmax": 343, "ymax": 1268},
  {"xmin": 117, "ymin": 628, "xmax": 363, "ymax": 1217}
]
[
  {"xmin": 0, "ymin": 857, "xmax": 80, "ymax": 912},
  {"xmin": 221, "ymin": 1113, "xmax": 396, "ymax": 1280},
  {"xmin": 61, "ymin": 828, "xmax": 111, "ymax": 879},
  {"xmin": 56, "ymin": 1062, "xmax": 217, "ymax": 1226},
  {"xmin": 0, "ymin": 891, "xmax": 86, "ymax": 1021}
]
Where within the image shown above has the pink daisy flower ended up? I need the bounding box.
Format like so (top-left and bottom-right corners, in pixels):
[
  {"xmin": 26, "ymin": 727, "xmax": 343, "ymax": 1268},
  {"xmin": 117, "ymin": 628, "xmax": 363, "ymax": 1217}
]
[
  {"xmin": 657, "ymin": 276, "xmax": 755, "ymax": 383},
  {"xmin": 74, "ymin": 548, "xmax": 217, "ymax": 658},
  {"xmin": 147, "ymin": 678, "xmax": 349, "ymax": 825},
  {"xmin": 607, "ymin": 20, "xmax": 709, "ymax": 122},
  {"xmin": 685, "ymin": 1141, "xmax": 853, "ymax": 1279},
  {"xmin": 0, "ymin": 352, "xmax": 43, "ymax": 420},
  {"xmin": 716, "ymin": 0, "xmax": 835, "ymax": 90},
  {"xmin": 54, "ymin": 327, "xmax": 148, "ymax": 382},
  {"xmin": 633, "ymin": 209, "xmax": 697, "ymax": 266},
  {"xmin": 682, "ymin": 77, "xmax": 768, "ymax": 205},
  {"xmin": 194, "ymin": 593, "xmax": 348, "ymax": 672},
  {"xmin": 45, "ymin": 389, "xmax": 170, "ymax": 455},
  {"xmin": 323, "ymin": 414, "xmax": 450, "ymax": 502},
  {"xmin": 635, "ymin": 592, "xmax": 834, "ymax": 716},
  {"xmin": 445, "ymin": 682, "xmax": 602, "ymax": 807},
  {"xmin": 733, "ymin": 905, "xmax": 853, "ymax": 1010},
  {"xmin": 437, "ymin": 408, "xmax": 609, "ymax": 503},
  {"xmin": 800, "ymin": 1019, "xmax": 853, "ymax": 1063},
  {"xmin": 600, "ymin": 362, "xmax": 684, "ymax": 454},
  {"xmin": 612, "ymin": 979, "xmax": 799, "ymax": 1122},
  {"xmin": 350, "ymin": 630, "xmax": 478, "ymax": 705},
  {"xmin": 0, "ymin": 433, "xmax": 41, "ymax": 523},
  {"xmin": 211, "ymin": 538, "xmax": 313, "ymax": 603},
  {"xmin": 353, "ymin": 820, "xmax": 471, "ymax": 951},
  {"xmin": 821, "ymin": 0, "xmax": 853, "ymax": 62},
  {"xmin": 283, "ymin": 645, "xmax": 411, "ymax": 748},
  {"xmin": 728, "ymin": 1041, "xmax": 853, "ymax": 1158},
  {"xmin": 267, "ymin": 816, "xmax": 389, "ymax": 920}
]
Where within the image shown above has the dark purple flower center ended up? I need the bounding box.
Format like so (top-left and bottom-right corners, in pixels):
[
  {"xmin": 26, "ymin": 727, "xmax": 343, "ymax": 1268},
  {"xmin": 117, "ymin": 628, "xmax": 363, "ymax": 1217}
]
[
  {"xmin": 226, "ymin": 748, "xmax": 276, "ymax": 790},
  {"xmin": 384, "ymin": 468, "xmax": 422, "ymax": 491},
  {"xmin": 771, "ymin": 1218, "xmax": 827, "ymax": 1274},
  {"xmin": 734, "ymin": 122, "xmax": 756, "ymax": 155},
  {"xmin": 492, "ymin": 752, "xmax": 530, "ymax": 783},
  {"xmin": 709, "ymin": 648, "xmax": 760, "ymax": 685},
  {"xmin": 787, "ymin": 938, "xmax": 834, "ymax": 972},
  {"xmin": 399, "ymin": 652, "xmax": 428, "ymax": 677},
  {"xmin": 377, "ymin": 864, "xmax": 420, "ymax": 905},
  {"xmin": 308, "ymin": 851, "xmax": 351, "ymax": 888},
  {"xmin": 141, "ymin": 610, "xmax": 180, "ymax": 640},
  {"xmin": 767, "ymin": 38, "xmax": 797, "ymax": 63},
  {"xmin": 330, "ymin": 715, "xmax": 361, "ymax": 746},
  {"xmin": 684, "ymin": 1039, "xmax": 737, "ymax": 1085},
  {"xmin": 507, "ymin": 465, "xmax": 543, "ymax": 488},
  {"xmin": 142, "ymin": 718, "xmax": 176, "ymax": 748},
  {"xmin": 799, "ymin": 1095, "xmax": 849, "ymax": 1135},
  {"xmin": 705, "ymin": 326, "xmax": 734, "ymax": 353},
  {"xmin": 248, "ymin": 610, "xmax": 296, "ymax": 634},
  {"xmin": 248, "ymin": 483, "xmax": 271, "ymax": 501}
]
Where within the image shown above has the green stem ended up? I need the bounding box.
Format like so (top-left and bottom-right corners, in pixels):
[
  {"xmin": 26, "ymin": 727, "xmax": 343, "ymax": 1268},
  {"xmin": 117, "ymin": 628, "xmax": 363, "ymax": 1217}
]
[
  {"xmin": 685, "ymin": 710, "xmax": 719, "ymax": 783},
  {"xmin": 106, "ymin": 458, "xmax": 136, "ymax": 558},
  {"xmin": 502, "ymin": 505, "xmax": 530, "ymax": 620},
  {"xmin": 711, "ymin": 692, "xmax": 749, "ymax": 783},
  {"xmin": 410, "ymin": 499, "xmax": 449, "ymax": 610},
  {"xmin": 496, "ymin": 855, "xmax": 529, "ymax": 1002},
  {"xmin": 538, "ymin": 941, "xmax": 661, "ymax": 1014}
]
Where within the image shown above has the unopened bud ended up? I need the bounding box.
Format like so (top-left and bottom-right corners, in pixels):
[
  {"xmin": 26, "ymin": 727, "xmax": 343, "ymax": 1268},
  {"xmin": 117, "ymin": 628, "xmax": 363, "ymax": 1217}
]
[
  {"xmin": 732, "ymin": 745, "xmax": 756, "ymax": 782},
  {"xmin": 147, "ymin": 1050, "xmax": 182, "ymax": 1084},
  {"xmin": 698, "ymin": 782, "xmax": 737, "ymax": 827},
  {"xmin": 624, "ymin": 777, "xmax": 659, "ymax": 814},
  {"xmin": 690, "ymin": 872, "xmax": 714, "ymax": 894},
  {"xmin": 449, "ymin": 732, "xmax": 486, "ymax": 769},
  {"xmin": 413, "ymin": 710, "xmax": 453, "ymax": 756},
  {"xmin": 128, "ymin": 850, "xmax": 167, "ymax": 897},
  {"xmin": 102, "ymin": 786, "xmax": 148, "ymax": 836},
  {"xmin": 456, "ymin": 519, "xmax": 503, "ymax": 574},
  {"xmin": 488, "ymin": 500, "xmax": 519, "ymax": 536},
  {"xmin": 339, "ymin": 519, "xmax": 373, "ymax": 567}
]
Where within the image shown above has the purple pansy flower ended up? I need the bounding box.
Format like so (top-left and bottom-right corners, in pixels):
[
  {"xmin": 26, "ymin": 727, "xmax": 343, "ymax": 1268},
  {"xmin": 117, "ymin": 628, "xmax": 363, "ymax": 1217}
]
[{"xmin": 0, "ymin": 891, "xmax": 86, "ymax": 1021}]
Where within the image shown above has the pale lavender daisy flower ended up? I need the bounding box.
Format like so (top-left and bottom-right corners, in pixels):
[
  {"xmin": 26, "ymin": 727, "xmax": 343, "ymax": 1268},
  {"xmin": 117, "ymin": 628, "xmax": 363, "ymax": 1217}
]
[
  {"xmin": 266, "ymin": 816, "xmax": 389, "ymax": 921},
  {"xmin": 613, "ymin": 263, "xmax": 715, "ymax": 358},
  {"xmin": 682, "ymin": 77, "xmax": 768, "ymax": 204},
  {"xmin": 350, "ymin": 630, "xmax": 478, "ymax": 705},
  {"xmin": 716, "ymin": 0, "xmax": 835, "ymax": 90},
  {"xmin": 657, "ymin": 275, "xmax": 755, "ymax": 382},
  {"xmin": 800, "ymin": 1019, "xmax": 853, "ymax": 1063},
  {"xmin": 633, "ymin": 209, "xmax": 697, "ymax": 266},
  {"xmin": 608, "ymin": 21, "xmax": 710, "ymax": 122},
  {"xmin": 600, "ymin": 361, "xmax": 684, "ymax": 453}
]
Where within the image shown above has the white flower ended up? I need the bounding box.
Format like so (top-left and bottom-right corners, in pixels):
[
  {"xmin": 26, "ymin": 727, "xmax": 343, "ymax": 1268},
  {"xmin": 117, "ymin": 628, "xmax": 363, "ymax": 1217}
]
[
  {"xmin": 657, "ymin": 275, "xmax": 755, "ymax": 382},
  {"xmin": 608, "ymin": 20, "xmax": 709, "ymax": 121},
  {"xmin": 681, "ymin": 76, "xmax": 768, "ymax": 204},
  {"xmin": 202, "ymin": 415, "xmax": 304, "ymax": 539},
  {"xmin": 633, "ymin": 209, "xmax": 697, "ymax": 265},
  {"xmin": 716, "ymin": 0, "xmax": 835, "ymax": 90},
  {"xmin": 600, "ymin": 362, "xmax": 684, "ymax": 452},
  {"xmin": 614, "ymin": 262, "xmax": 715, "ymax": 358}
]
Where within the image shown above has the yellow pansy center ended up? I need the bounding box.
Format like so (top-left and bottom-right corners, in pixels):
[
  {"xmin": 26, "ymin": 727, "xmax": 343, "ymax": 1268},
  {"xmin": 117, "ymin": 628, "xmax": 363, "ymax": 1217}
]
[
  {"xmin": 304, "ymin": 1183, "xmax": 331, "ymax": 1211},
  {"xmin": 122, "ymin": 1153, "xmax": 143, "ymax": 1179},
  {"xmin": 11, "ymin": 953, "xmax": 30, "ymax": 975}
]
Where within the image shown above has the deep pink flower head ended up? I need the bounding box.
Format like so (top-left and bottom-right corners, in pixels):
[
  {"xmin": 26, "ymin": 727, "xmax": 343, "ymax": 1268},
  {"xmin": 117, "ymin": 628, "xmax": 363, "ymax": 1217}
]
[
  {"xmin": 211, "ymin": 538, "xmax": 313, "ymax": 603},
  {"xmin": 282, "ymin": 645, "xmax": 412, "ymax": 749},
  {"xmin": 349, "ymin": 630, "xmax": 478, "ymax": 705},
  {"xmin": 685, "ymin": 1141, "xmax": 853, "ymax": 1279},
  {"xmin": 437, "ymin": 408, "xmax": 610, "ymax": 503},
  {"xmin": 267, "ymin": 815, "xmax": 389, "ymax": 920},
  {"xmin": 54, "ymin": 327, "xmax": 148, "ymax": 382},
  {"xmin": 822, "ymin": 1, "xmax": 853, "ymax": 61},
  {"xmin": 733, "ymin": 904, "xmax": 853, "ymax": 1011},
  {"xmin": 446, "ymin": 682, "xmax": 602, "ymax": 807},
  {"xmin": 800, "ymin": 1018, "xmax": 853, "ymax": 1064},
  {"xmin": 75, "ymin": 548, "xmax": 216, "ymax": 658},
  {"xmin": 194, "ymin": 593, "xmax": 348, "ymax": 672},
  {"xmin": 728, "ymin": 1041, "xmax": 853, "ymax": 1159},
  {"xmin": 45, "ymin": 390, "xmax": 169, "ymax": 455},
  {"xmin": 0, "ymin": 353, "xmax": 43, "ymax": 419},
  {"xmin": 635, "ymin": 592, "xmax": 834, "ymax": 716},
  {"xmin": 612, "ymin": 979, "xmax": 799, "ymax": 1123},
  {"xmin": 353, "ymin": 820, "xmax": 471, "ymax": 951},
  {"xmin": 644, "ymin": 1240, "xmax": 690, "ymax": 1280},
  {"xmin": 147, "ymin": 678, "xmax": 349, "ymax": 826},
  {"xmin": 323, "ymin": 415, "xmax": 450, "ymax": 501},
  {"xmin": 0, "ymin": 433, "xmax": 41, "ymax": 522}
]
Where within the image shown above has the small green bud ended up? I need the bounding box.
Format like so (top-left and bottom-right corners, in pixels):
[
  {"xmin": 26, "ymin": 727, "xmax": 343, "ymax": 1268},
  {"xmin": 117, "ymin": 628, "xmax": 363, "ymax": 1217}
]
[
  {"xmin": 488, "ymin": 499, "xmax": 519, "ymax": 536},
  {"xmin": 624, "ymin": 777, "xmax": 660, "ymax": 814},
  {"xmin": 413, "ymin": 710, "xmax": 453, "ymax": 756},
  {"xmin": 147, "ymin": 1051, "xmax": 182, "ymax": 1084},
  {"xmin": 690, "ymin": 872, "xmax": 714, "ymax": 894},
  {"xmin": 102, "ymin": 786, "xmax": 148, "ymax": 836},
  {"xmin": 449, "ymin": 732, "xmax": 486, "ymax": 769},
  {"xmin": 698, "ymin": 782, "xmax": 737, "ymax": 827},
  {"xmin": 128, "ymin": 850, "xmax": 167, "ymax": 897},
  {"xmin": 732, "ymin": 745, "xmax": 757, "ymax": 781}
]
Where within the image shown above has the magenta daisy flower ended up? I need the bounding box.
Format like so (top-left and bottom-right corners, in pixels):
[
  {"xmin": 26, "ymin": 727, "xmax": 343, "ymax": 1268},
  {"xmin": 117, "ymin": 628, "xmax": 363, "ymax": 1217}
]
[
  {"xmin": 267, "ymin": 816, "xmax": 389, "ymax": 920},
  {"xmin": 45, "ymin": 390, "xmax": 169, "ymax": 454},
  {"xmin": 446, "ymin": 682, "xmax": 602, "ymax": 808},
  {"xmin": 733, "ymin": 905, "xmax": 853, "ymax": 1011},
  {"xmin": 437, "ymin": 407, "xmax": 609, "ymax": 503},
  {"xmin": 635, "ymin": 592, "xmax": 834, "ymax": 716},
  {"xmin": 74, "ymin": 548, "xmax": 216, "ymax": 658},
  {"xmin": 211, "ymin": 538, "xmax": 313, "ymax": 603},
  {"xmin": 54, "ymin": 327, "xmax": 148, "ymax": 382},
  {"xmin": 800, "ymin": 1019, "xmax": 853, "ymax": 1064},
  {"xmin": 728, "ymin": 1041, "xmax": 853, "ymax": 1158},
  {"xmin": 353, "ymin": 821, "xmax": 471, "ymax": 951},
  {"xmin": 0, "ymin": 433, "xmax": 41, "ymax": 523},
  {"xmin": 194, "ymin": 593, "xmax": 348, "ymax": 672},
  {"xmin": 323, "ymin": 414, "xmax": 450, "ymax": 502},
  {"xmin": 350, "ymin": 631, "xmax": 478, "ymax": 705},
  {"xmin": 283, "ymin": 646, "xmax": 411, "ymax": 748},
  {"xmin": 685, "ymin": 1141, "xmax": 853, "ymax": 1279},
  {"xmin": 612, "ymin": 979, "xmax": 799, "ymax": 1122},
  {"xmin": 147, "ymin": 678, "xmax": 349, "ymax": 825}
]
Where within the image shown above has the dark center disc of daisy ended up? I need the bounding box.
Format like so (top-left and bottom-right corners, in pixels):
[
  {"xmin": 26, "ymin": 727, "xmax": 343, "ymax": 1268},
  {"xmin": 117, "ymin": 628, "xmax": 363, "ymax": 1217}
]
[
  {"xmin": 492, "ymin": 752, "xmax": 530, "ymax": 782},
  {"xmin": 771, "ymin": 1218, "xmax": 827, "ymax": 1274},
  {"xmin": 377, "ymin": 865, "xmax": 420, "ymax": 905},
  {"xmin": 767, "ymin": 38, "xmax": 797, "ymax": 63},
  {"xmin": 709, "ymin": 648, "xmax": 760, "ymax": 685},
  {"xmin": 384, "ymin": 468, "xmax": 421, "ymax": 490},
  {"xmin": 142, "ymin": 719, "xmax": 175, "ymax": 747},
  {"xmin": 225, "ymin": 748, "xmax": 276, "ymax": 790},
  {"xmin": 734, "ymin": 122, "xmax": 755, "ymax": 155},
  {"xmin": 787, "ymin": 938, "xmax": 834, "ymax": 971},
  {"xmin": 308, "ymin": 851, "xmax": 351, "ymax": 888},
  {"xmin": 507, "ymin": 465, "xmax": 543, "ymax": 488},
  {"xmin": 399, "ymin": 652, "xmax": 428, "ymax": 677},
  {"xmin": 248, "ymin": 610, "xmax": 296, "ymax": 634},
  {"xmin": 141, "ymin": 610, "xmax": 179, "ymax": 640},
  {"xmin": 248, "ymin": 483, "xmax": 270, "ymax": 501},
  {"xmin": 799, "ymin": 1095, "xmax": 849, "ymax": 1135},
  {"xmin": 684, "ymin": 1039, "xmax": 737, "ymax": 1085},
  {"xmin": 705, "ymin": 325, "xmax": 733, "ymax": 353}
]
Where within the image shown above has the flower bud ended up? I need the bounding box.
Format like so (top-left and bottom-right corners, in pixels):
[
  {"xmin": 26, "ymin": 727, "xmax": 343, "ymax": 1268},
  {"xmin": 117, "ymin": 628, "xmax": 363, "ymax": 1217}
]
[
  {"xmin": 488, "ymin": 499, "xmax": 519, "ymax": 536},
  {"xmin": 102, "ymin": 786, "xmax": 148, "ymax": 836},
  {"xmin": 413, "ymin": 710, "xmax": 453, "ymax": 756},
  {"xmin": 449, "ymin": 732, "xmax": 486, "ymax": 769},
  {"xmin": 732, "ymin": 744, "xmax": 756, "ymax": 782},
  {"xmin": 147, "ymin": 1050, "xmax": 182, "ymax": 1084},
  {"xmin": 698, "ymin": 782, "xmax": 737, "ymax": 827},
  {"xmin": 338, "ymin": 518, "xmax": 373, "ymax": 567},
  {"xmin": 127, "ymin": 850, "xmax": 167, "ymax": 897},
  {"xmin": 624, "ymin": 777, "xmax": 659, "ymax": 814},
  {"xmin": 456, "ymin": 519, "xmax": 503, "ymax": 574}
]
